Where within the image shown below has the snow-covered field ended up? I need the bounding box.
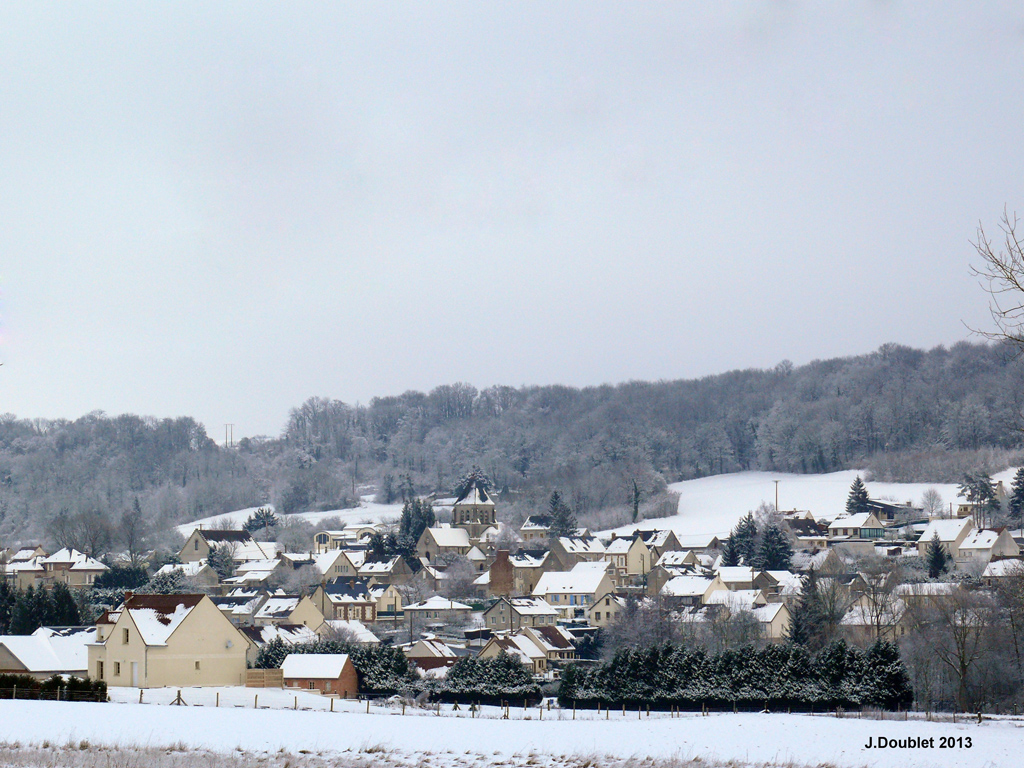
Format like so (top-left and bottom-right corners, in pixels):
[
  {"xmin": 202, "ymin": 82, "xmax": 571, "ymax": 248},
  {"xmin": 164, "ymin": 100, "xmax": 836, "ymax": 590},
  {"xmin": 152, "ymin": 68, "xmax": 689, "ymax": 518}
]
[
  {"xmin": 176, "ymin": 500, "xmax": 403, "ymax": 537},
  {"xmin": 0, "ymin": 696, "xmax": 1019, "ymax": 768},
  {"xmin": 604, "ymin": 468, "xmax": 1018, "ymax": 542}
]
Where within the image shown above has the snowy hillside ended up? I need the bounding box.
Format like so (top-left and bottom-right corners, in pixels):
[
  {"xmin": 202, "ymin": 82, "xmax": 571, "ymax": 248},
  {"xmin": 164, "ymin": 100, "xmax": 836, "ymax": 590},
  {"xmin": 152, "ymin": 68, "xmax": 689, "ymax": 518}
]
[
  {"xmin": 602, "ymin": 468, "xmax": 1018, "ymax": 542},
  {"xmin": 175, "ymin": 498, "xmax": 403, "ymax": 537}
]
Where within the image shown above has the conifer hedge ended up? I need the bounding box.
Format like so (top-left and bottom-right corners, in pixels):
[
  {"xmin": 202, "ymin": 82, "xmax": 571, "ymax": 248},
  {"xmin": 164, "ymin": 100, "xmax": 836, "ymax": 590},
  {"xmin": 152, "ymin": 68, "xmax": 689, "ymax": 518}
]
[{"xmin": 558, "ymin": 640, "xmax": 912, "ymax": 711}]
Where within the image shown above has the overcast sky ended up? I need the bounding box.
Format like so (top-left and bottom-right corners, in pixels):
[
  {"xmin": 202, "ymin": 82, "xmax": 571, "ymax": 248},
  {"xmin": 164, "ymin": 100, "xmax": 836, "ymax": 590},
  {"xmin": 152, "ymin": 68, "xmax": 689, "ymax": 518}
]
[{"xmin": 2, "ymin": 2, "xmax": 1023, "ymax": 440}]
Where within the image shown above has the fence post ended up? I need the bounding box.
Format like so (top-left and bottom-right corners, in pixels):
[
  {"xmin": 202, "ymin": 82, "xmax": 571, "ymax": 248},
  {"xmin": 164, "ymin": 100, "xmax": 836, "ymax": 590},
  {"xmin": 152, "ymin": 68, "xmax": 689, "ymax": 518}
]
[
  {"xmin": 294, "ymin": 696, "xmax": 298, "ymax": 710},
  {"xmin": 572, "ymin": 702, "xmax": 576, "ymax": 720},
  {"xmin": 369, "ymin": 700, "xmax": 372, "ymax": 715},
  {"xmin": 331, "ymin": 698, "xmax": 334, "ymax": 712},
  {"xmin": 255, "ymin": 694, "xmax": 258, "ymax": 709},
  {"xmin": 12, "ymin": 686, "xmax": 15, "ymax": 700},
  {"xmin": 139, "ymin": 689, "xmax": 143, "ymax": 704}
]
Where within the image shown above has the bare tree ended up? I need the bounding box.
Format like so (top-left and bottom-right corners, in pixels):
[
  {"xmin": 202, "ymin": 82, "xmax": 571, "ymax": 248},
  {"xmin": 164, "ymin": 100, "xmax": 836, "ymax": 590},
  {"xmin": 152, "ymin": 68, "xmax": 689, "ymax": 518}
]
[
  {"xmin": 857, "ymin": 557, "xmax": 904, "ymax": 641},
  {"xmin": 920, "ymin": 488, "xmax": 945, "ymax": 519},
  {"xmin": 971, "ymin": 208, "xmax": 1024, "ymax": 352},
  {"xmin": 905, "ymin": 585, "xmax": 995, "ymax": 711},
  {"xmin": 120, "ymin": 498, "xmax": 149, "ymax": 565}
]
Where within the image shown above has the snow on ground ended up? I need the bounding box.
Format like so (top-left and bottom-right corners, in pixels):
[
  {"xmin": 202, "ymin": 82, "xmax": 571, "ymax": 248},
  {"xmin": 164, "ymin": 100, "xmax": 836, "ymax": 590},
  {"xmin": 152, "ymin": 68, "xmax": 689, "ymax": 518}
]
[
  {"xmin": 0, "ymin": 696, "xmax": 1019, "ymax": 768},
  {"xmin": 176, "ymin": 500, "xmax": 403, "ymax": 537},
  {"xmin": 603, "ymin": 468, "xmax": 1018, "ymax": 541}
]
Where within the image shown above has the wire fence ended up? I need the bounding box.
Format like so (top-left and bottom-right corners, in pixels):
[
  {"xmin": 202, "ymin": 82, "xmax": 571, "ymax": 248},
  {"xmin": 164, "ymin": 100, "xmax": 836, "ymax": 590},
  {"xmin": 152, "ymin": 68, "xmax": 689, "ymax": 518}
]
[{"xmin": 0, "ymin": 687, "xmax": 106, "ymax": 702}]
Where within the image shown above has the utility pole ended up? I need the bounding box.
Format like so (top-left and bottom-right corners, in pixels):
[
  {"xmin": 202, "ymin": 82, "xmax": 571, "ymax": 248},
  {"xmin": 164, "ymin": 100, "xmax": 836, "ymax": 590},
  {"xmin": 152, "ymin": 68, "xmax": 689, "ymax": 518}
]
[
  {"xmin": 224, "ymin": 423, "xmax": 234, "ymax": 448},
  {"xmin": 774, "ymin": 480, "xmax": 780, "ymax": 512}
]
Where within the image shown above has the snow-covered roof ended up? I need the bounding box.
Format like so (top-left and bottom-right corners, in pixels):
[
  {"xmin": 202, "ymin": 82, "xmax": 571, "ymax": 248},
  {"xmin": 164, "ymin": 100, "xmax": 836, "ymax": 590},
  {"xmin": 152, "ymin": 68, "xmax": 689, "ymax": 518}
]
[
  {"xmin": 827, "ymin": 513, "xmax": 875, "ymax": 531},
  {"xmin": 657, "ymin": 551, "xmax": 696, "ymax": 568},
  {"xmin": 894, "ymin": 582, "xmax": 957, "ymax": 596},
  {"xmin": 984, "ymin": 559, "xmax": 1024, "ymax": 578},
  {"xmin": 750, "ymin": 603, "xmax": 787, "ymax": 624},
  {"xmin": 454, "ymin": 482, "xmax": 494, "ymax": 507},
  {"xmin": 359, "ymin": 556, "xmax": 401, "ymax": 575},
  {"xmin": 521, "ymin": 515, "xmax": 552, "ymax": 531},
  {"xmin": 705, "ymin": 589, "xmax": 766, "ymax": 609},
  {"xmin": 407, "ymin": 638, "xmax": 458, "ymax": 658},
  {"xmin": 240, "ymin": 623, "xmax": 318, "ymax": 647},
  {"xmin": 0, "ymin": 627, "xmax": 93, "ymax": 673},
  {"xmin": 281, "ymin": 653, "xmax": 351, "ymax": 679},
  {"xmin": 255, "ymin": 596, "xmax": 301, "ymax": 620},
  {"xmin": 405, "ymin": 596, "xmax": 471, "ymax": 611},
  {"xmin": 605, "ymin": 538, "xmax": 635, "ymax": 555},
  {"xmin": 556, "ymin": 536, "xmax": 606, "ymax": 555},
  {"xmin": 766, "ymin": 570, "xmax": 803, "ymax": 595},
  {"xmin": 510, "ymin": 551, "xmax": 547, "ymax": 568},
  {"xmin": 123, "ymin": 594, "xmax": 204, "ymax": 646},
  {"xmin": 40, "ymin": 548, "xmax": 107, "ymax": 571},
  {"xmin": 959, "ymin": 529, "xmax": 1000, "ymax": 551},
  {"xmin": 466, "ymin": 546, "xmax": 486, "ymax": 561},
  {"xmin": 638, "ymin": 530, "xmax": 675, "ymax": 548},
  {"xmin": 156, "ymin": 560, "xmax": 212, "ymax": 578},
  {"xmin": 919, "ymin": 518, "xmax": 973, "ymax": 544},
  {"xmin": 715, "ymin": 566, "xmax": 757, "ymax": 583},
  {"xmin": 321, "ymin": 620, "xmax": 379, "ymax": 644},
  {"xmin": 840, "ymin": 601, "xmax": 904, "ymax": 627},
  {"xmin": 661, "ymin": 575, "xmax": 714, "ymax": 598},
  {"xmin": 426, "ymin": 527, "xmax": 472, "ymax": 548},
  {"xmin": 533, "ymin": 562, "xmax": 609, "ymax": 596},
  {"xmin": 506, "ymin": 597, "xmax": 559, "ymax": 616}
]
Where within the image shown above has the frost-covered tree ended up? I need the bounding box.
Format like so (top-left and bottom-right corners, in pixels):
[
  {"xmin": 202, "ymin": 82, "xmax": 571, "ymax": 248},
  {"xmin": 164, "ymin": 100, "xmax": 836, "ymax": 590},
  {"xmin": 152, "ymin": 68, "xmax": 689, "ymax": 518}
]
[
  {"xmin": 920, "ymin": 487, "xmax": 945, "ymax": 519},
  {"xmin": 732, "ymin": 512, "xmax": 758, "ymax": 565},
  {"xmin": 1008, "ymin": 467, "xmax": 1024, "ymax": 525}
]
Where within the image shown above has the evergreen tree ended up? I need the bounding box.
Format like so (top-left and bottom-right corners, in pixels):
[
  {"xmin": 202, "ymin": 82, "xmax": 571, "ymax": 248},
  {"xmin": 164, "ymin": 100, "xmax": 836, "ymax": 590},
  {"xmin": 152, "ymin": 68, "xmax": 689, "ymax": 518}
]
[
  {"xmin": 0, "ymin": 579, "xmax": 16, "ymax": 634},
  {"xmin": 732, "ymin": 512, "xmax": 758, "ymax": 565},
  {"xmin": 863, "ymin": 640, "xmax": 913, "ymax": 709},
  {"xmin": 846, "ymin": 476, "xmax": 870, "ymax": 516},
  {"xmin": 207, "ymin": 543, "xmax": 236, "ymax": 581},
  {"xmin": 926, "ymin": 531, "xmax": 949, "ymax": 578},
  {"xmin": 721, "ymin": 534, "xmax": 741, "ymax": 567},
  {"xmin": 243, "ymin": 507, "xmax": 278, "ymax": 536},
  {"xmin": 630, "ymin": 478, "xmax": 641, "ymax": 524},
  {"xmin": 1009, "ymin": 467, "xmax": 1024, "ymax": 525},
  {"xmin": 784, "ymin": 594, "xmax": 811, "ymax": 646},
  {"xmin": 51, "ymin": 582, "xmax": 81, "ymax": 625},
  {"xmin": 755, "ymin": 522, "xmax": 793, "ymax": 570},
  {"xmin": 548, "ymin": 491, "xmax": 577, "ymax": 539},
  {"xmin": 94, "ymin": 564, "xmax": 150, "ymax": 590}
]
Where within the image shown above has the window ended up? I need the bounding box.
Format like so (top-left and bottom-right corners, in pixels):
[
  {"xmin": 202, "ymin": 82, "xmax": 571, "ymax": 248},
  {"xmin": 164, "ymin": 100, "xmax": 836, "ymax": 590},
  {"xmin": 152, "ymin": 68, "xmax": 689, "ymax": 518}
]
[
  {"xmin": 308, "ymin": 682, "xmax": 315, "ymax": 690},
  {"xmin": 122, "ymin": 628, "xmax": 129, "ymax": 644},
  {"xmin": 194, "ymin": 540, "xmax": 199, "ymax": 550},
  {"xmin": 97, "ymin": 661, "xmax": 104, "ymax": 679},
  {"xmin": 195, "ymin": 661, "xmax": 201, "ymax": 671},
  {"xmin": 114, "ymin": 662, "xmax": 121, "ymax": 676},
  {"xmin": 595, "ymin": 612, "xmax": 601, "ymax": 621}
]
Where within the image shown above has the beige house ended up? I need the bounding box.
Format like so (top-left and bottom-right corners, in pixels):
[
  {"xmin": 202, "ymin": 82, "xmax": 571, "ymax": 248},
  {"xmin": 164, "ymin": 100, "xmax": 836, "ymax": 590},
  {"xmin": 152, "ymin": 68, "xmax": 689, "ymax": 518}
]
[
  {"xmin": 404, "ymin": 596, "xmax": 472, "ymax": 624},
  {"xmin": 532, "ymin": 561, "xmax": 614, "ymax": 620},
  {"xmin": 359, "ymin": 555, "xmax": 414, "ymax": 585},
  {"xmin": 519, "ymin": 515, "xmax": 552, "ymax": 543},
  {"xmin": 88, "ymin": 594, "xmax": 247, "ymax": 688},
  {"xmin": 957, "ymin": 528, "xmax": 1020, "ymax": 562},
  {"xmin": 511, "ymin": 549, "xmax": 563, "ymax": 596},
  {"xmin": 659, "ymin": 574, "xmax": 726, "ymax": 608},
  {"xmin": 916, "ymin": 518, "xmax": 975, "ymax": 558},
  {"xmin": 587, "ymin": 593, "xmax": 627, "ymax": 627},
  {"xmin": 37, "ymin": 548, "xmax": 107, "ymax": 589},
  {"xmin": 179, "ymin": 529, "xmax": 271, "ymax": 564},
  {"xmin": 548, "ymin": 536, "xmax": 606, "ymax": 569},
  {"xmin": 477, "ymin": 625, "xmax": 577, "ymax": 674},
  {"xmin": 482, "ymin": 597, "xmax": 559, "ymax": 631},
  {"xmin": 827, "ymin": 513, "xmax": 886, "ymax": 540},
  {"xmin": 603, "ymin": 535, "xmax": 652, "ymax": 579},
  {"xmin": 311, "ymin": 582, "xmax": 378, "ymax": 622},
  {"xmin": 314, "ymin": 550, "xmax": 365, "ymax": 582},
  {"xmin": 367, "ymin": 583, "xmax": 403, "ymax": 619},
  {"xmin": 0, "ymin": 626, "xmax": 93, "ymax": 680},
  {"xmin": 154, "ymin": 560, "xmax": 220, "ymax": 591},
  {"xmin": 254, "ymin": 595, "xmax": 325, "ymax": 628},
  {"xmin": 416, "ymin": 526, "xmax": 472, "ymax": 562},
  {"xmin": 637, "ymin": 529, "xmax": 684, "ymax": 561}
]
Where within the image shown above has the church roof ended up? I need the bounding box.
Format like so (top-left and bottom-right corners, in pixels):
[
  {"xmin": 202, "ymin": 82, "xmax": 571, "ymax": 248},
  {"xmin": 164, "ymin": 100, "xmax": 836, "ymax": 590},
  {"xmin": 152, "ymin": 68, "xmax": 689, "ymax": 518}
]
[{"xmin": 454, "ymin": 480, "xmax": 494, "ymax": 507}]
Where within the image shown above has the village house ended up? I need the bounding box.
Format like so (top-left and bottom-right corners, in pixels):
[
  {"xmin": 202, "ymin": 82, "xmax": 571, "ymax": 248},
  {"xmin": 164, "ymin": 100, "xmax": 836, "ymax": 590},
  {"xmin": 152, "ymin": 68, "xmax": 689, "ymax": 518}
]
[
  {"xmin": 155, "ymin": 560, "xmax": 220, "ymax": 591},
  {"xmin": 210, "ymin": 590, "xmax": 268, "ymax": 626},
  {"xmin": 532, "ymin": 561, "xmax": 614, "ymax": 620},
  {"xmin": 281, "ymin": 653, "xmax": 359, "ymax": 697},
  {"xmin": 254, "ymin": 595, "xmax": 325, "ymax": 628},
  {"xmin": 403, "ymin": 637, "xmax": 460, "ymax": 670},
  {"xmin": 482, "ymin": 596, "xmax": 559, "ymax": 631},
  {"xmin": 603, "ymin": 534, "xmax": 653, "ymax": 580},
  {"xmin": 827, "ymin": 512, "xmax": 886, "ymax": 540},
  {"xmin": 0, "ymin": 626, "xmax": 94, "ymax": 680},
  {"xmin": 313, "ymin": 524, "xmax": 380, "ymax": 553},
  {"xmin": 317, "ymin": 619, "xmax": 379, "ymax": 644},
  {"xmin": 982, "ymin": 558, "xmax": 1024, "ymax": 586},
  {"xmin": 587, "ymin": 592, "xmax": 627, "ymax": 627},
  {"xmin": 416, "ymin": 526, "xmax": 472, "ymax": 562},
  {"xmin": 32, "ymin": 548, "xmax": 108, "ymax": 589},
  {"xmin": 520, "ymin": 515, "xmax": 552, "ymax": 543},
  {"xmin": 359, "ymin": 555, "xmax": 414, "ymax": 585},
  {"xmin": 790, "ymin": 548, "xmax": 845, "ymax": 574},
  {"xmin": 916, "ymin": 518, "xmax": 975, "ymax": 558},
  {"xmin": 477, "ymin": 625, "xmax": 577, "ymax": 675},
  {"xmin": 659, "ymin": 574, "xmax": 724, "ymax": 609},
  {"xmin": 89, "ymin": 593, "xmax": 248, "ymax": 688},
  {"xmin": 367, "ymin": 582, "xmax": 404, "ymax": 620},
  {"xmin": 314, "ymin": 550, "xmax": 366, "ymax": 582},
  {"xmin": 636, "ymin": 529, "xmax": 684, "ymax": 561},
  {"xmin": 511, "ymin": 549, "xmax": 565, "ymax": 596},
  {"xmin": 404, "ymin": 595, "xmax": 473, "ymax": 624},
  {"xmin": 179, "ymin": 529, "xmax": 274, "ymax": 564},
  {"xmin": 956, "ymin": 528, "xmax": 1020, "ymax": 563},
  {"xmin": 548, "ymin": 535, "xmax": 606, "ymax": 569},
  {"xmin": 311, "ymin": 581, "xmax": 378, "ymax": 622},
  {"xmin": 488, "ymin": 549, "xmax": 514, "ymax": 597}
]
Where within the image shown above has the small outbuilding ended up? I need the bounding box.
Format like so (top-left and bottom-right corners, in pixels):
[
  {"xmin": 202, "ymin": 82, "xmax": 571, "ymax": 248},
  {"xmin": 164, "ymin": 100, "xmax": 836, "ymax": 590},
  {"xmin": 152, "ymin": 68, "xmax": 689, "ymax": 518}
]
[{"xmin": 281, "ymin": 653, "xmax": 358, "ymax": 698}]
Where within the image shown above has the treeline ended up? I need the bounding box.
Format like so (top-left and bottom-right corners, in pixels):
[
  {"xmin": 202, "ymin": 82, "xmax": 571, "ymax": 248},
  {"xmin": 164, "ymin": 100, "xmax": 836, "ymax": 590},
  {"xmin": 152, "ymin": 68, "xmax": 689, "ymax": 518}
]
[
  {"xmin": 558, "ymin": 640, "xmax": 913, "ymax": 711},
  {"xmin": 0, "ymin": 581, "xmax": 81, "ymax": 635},
  {"xmin": 2, "ymin": 340, "xmax": 1023, "ymax": 544}
]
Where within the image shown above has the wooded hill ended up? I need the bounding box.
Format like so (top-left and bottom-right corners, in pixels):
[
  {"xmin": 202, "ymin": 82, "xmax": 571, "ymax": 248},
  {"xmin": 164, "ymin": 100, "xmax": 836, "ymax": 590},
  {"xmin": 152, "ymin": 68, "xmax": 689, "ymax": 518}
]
[{"xmin": 1, "ymin": 340, "xmax": 1022, "ymax": 546}]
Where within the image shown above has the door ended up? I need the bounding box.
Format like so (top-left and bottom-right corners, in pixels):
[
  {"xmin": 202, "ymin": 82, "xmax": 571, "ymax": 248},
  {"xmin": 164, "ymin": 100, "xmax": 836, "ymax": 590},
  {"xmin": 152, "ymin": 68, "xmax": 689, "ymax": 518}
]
[{"xmin": 131, "ymin": 662, "xmax": 139, "ymax": 687}]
